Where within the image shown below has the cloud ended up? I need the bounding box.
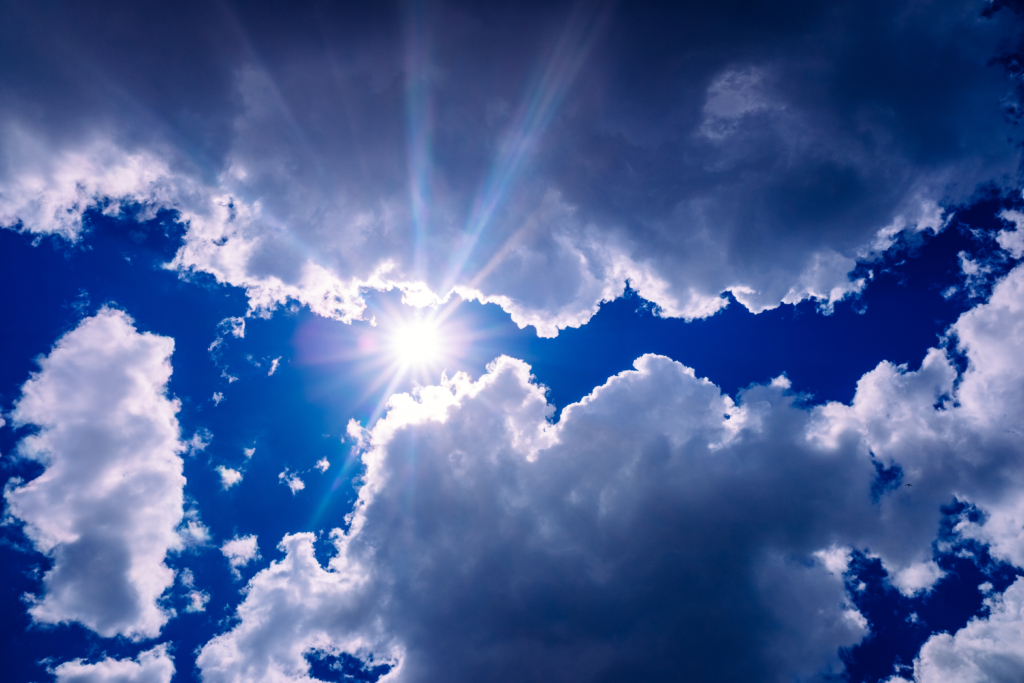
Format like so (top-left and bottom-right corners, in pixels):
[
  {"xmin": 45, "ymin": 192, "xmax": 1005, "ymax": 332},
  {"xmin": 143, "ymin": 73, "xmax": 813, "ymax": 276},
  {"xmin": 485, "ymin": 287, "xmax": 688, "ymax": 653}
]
[
  {"xmin": 221, "ymin": 535, "xmax": 260, "ymax": 575},
  {"xmin": 278, "ymin": 470, "xmax": 305, "ymax": 495},
  {"xmin": 198, "ymin": 259, "xmax": 1024, "ymax": 682},
  {"xmin": 52, "ymin": 644, "xmax": 174, "ymax": 683},
  {"xmin": 3, "ymin": 308, "xmax": 185, "ymax": 639},
  {"xmin": 199, "ymin": 354, "xmax": 874, "ymax": 682},
  {"xmin": 888, "ymin": 577, "xmax": 1024, "ymax": 683},
  {"xmin": 1, "ymin": 2, "xmax": 1021, "ymax": 335},
  {"xmin": 890, "ymin": 561, "xmax": 946, "ymax": 597},
  {"xmin": 217, "ymin": 466, "xmax": 243, "ymax": 490},
  {"xmin": 197, "ymin": 533, "xmax": 396, "ymax": 683}
]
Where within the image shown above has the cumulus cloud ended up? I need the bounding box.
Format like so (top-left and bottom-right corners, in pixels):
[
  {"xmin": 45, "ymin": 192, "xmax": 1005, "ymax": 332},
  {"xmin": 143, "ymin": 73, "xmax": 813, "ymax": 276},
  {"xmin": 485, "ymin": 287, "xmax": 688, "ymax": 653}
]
[
  {"xmin": 199, "ymin": 354, "xmax": 874, "ymax": 682},
  {"xmin": 278, "ymin": 470, "xmax": 305, "ymax": 495},
  {"xmin": 3, "ymin": 308, "xmax": 185, "ymax": 639},
  {"xmin": 888, "ymin": 578, "xmax": 1024, "ymax": 683},
  {"xmin": 198, "ymin": 259, "xmax": 1024, "ymax": 682},
  {"xmin": 217, "ymin": 466, "xmax": 243, "ymax": 490},
  {"xmin": 221, "ymin": 535, "xmax": 260, "ymax": 576},
  {"xmin": 52, "ymin": 644, "xmax": 174, "ymax": 683},
  {"xmin": 1, "ymin": 1, "xmax": 1021, "ymax": 335}
]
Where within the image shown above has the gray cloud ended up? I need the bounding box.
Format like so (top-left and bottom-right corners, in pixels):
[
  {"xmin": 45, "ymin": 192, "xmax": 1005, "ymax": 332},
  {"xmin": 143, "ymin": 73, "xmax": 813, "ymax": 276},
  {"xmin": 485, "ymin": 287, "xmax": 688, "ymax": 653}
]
[
  {"xmin": 197, "ymin": 251, "xmax": 1024, "ymax": 682},
  {"xmin": 1, "ymin": 1, "xmax": 1020, "ymax": 334}
]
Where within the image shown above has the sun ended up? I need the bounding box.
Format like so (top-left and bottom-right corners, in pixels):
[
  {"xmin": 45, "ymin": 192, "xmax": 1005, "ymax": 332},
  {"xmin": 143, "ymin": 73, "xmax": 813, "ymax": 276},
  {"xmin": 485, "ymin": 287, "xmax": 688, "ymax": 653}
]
[{"xmin": 390, "ymin": 318, "xmax": 441, "ymax": 368}]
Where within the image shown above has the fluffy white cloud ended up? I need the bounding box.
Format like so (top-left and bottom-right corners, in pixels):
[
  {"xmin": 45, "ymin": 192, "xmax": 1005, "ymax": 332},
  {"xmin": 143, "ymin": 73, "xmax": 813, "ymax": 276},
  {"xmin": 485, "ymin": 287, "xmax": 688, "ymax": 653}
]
[
  {"xmin": 3, "ymin": 308, "xmax": 185, "ymax": 639},
  {"xmin": 197, "ymin": 533, "xmax": 395, "ymax": 683},
  {"xmin": 278, "ymin": 470, "xmax": 305, "ymax": 494},
  {"xmin": 186, "ymin": 591, "xmax": 210, "ymax": 613},
  {"xmin": 890, "ymin": 561, "xmax": 946, "ymax": 597},
  {"xmin": 221, "ymin": 535, "xmax": 260, "ymax": 572},
  {"xmin": 52, "ymin": 644, "xmax": 174, "ymax": 683},
  {"xmin": 889, "ymin": 578, "xmax": 1024, "ymax": 683},
  {"xmin": 217, "ymin": 466, "xmax": 243, "ymax": 489},
  {"xmin": 198, "ymin": 260, "xmax": 1024, "ymax": 682}
]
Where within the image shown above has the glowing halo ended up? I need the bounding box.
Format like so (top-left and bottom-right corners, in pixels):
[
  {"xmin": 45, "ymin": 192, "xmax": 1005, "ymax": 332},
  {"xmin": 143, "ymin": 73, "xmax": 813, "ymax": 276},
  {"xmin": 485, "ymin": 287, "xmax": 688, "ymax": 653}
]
[{"xmin": 390, "ymin": 318, "xmax": 441, "ymax": 368}]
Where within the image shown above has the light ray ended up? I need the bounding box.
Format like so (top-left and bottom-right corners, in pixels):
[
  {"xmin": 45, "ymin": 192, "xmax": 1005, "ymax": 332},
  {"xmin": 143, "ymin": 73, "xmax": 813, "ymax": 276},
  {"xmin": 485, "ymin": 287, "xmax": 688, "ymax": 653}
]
[
  {"xmin": 405, "ymin": 0, "xmax": 434, "ymax": 280},
  {"xmin": 442, "ymin": 1, "xmax": 609, "ymax": 293}
]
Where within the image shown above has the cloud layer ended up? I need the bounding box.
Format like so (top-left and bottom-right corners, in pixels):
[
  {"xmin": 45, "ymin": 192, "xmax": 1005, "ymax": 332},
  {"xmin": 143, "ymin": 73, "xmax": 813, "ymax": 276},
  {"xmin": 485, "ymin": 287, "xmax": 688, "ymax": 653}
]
[
  {"xmin": 1, "ymin": 1, "xmax": 1021, "ymax": 334},
  {"xmin": 4, "ymin": 308, "xmax": 185, "ymax": 639}
]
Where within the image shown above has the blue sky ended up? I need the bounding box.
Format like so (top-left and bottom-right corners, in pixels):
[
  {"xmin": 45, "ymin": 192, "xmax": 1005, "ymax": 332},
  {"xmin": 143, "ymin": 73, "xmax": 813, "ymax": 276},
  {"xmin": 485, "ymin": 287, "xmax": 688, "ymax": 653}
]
[{"xmin": 2, "ymin": 2, "xmax": 1024, "ymax": 682}]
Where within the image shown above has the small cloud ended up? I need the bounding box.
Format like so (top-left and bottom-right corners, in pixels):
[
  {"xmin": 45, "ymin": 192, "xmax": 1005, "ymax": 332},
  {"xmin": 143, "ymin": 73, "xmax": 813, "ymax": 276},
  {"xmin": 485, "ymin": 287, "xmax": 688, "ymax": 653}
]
[
  {"xmin": 813, "ymin": 546, "xmax": 851, "ymax": 578},
  {"xmin": 221, "ymin": 535, "xmax": 260, "ymax": 578},
  {"xmin": 185, "ymin": 590, "xmax": 210, "ymax": 613},
  {"xmin": 890, "ymin": 560, "xmax": 945, "ymax": 597},
  {"xmin": 184, "ymin": 429, "xmax": 212, "ymax": 456},
  {"xmin": 179, "ymin": 568, "xmax": 195, "ymax": 588},
  {"xmin": 178, "ymin": 510, "xmax": 212, "ymax": 548},
  {"xmin": 268, "ymin": 357, "xmax": 282, "ymax": 376},
  {"xmin": 315, "ymin": 458, "xmax": 330, "ymax": 473},
  {"xmin": 212, "ymin": 392, "xmax": 225, "ymax": 406},
  {"xmin": 278, "ymin": 470, "xmax": 306, "ymax": 494},
  {"xmin": 217, "ymin": 466, "xmax": 243, "ymax": 489},
  {"xmin": 979, "ymin": 581, "xmax": 994, "ymax": 594},
  {"xmin": 219, "ymin": 316, "xmax": 246, "ymax": 339},
  {"xmin": 243, "ymin": 447, "xmax": 256, "ymax": 459}
]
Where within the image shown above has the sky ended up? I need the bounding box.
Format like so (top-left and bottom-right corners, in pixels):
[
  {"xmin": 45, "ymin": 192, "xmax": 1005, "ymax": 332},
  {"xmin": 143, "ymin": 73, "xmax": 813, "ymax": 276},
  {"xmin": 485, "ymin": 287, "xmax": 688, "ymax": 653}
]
[{"xmin": 2, "ymin": 1, "xmax": 1024, "ymax": 682}]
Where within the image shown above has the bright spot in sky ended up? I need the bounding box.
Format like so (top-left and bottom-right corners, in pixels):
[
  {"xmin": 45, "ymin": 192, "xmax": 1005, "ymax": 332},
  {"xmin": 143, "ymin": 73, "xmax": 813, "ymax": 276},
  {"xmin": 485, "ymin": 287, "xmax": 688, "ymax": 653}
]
[{"xmin": 391, "ymin": 319, "xmax": 441, "ymax": 367}]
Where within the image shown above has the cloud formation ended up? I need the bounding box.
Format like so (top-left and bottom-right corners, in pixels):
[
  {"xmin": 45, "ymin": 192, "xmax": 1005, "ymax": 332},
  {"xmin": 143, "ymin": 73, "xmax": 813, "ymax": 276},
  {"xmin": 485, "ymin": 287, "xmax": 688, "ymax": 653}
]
[
  {"xmin": 888, "ymin": 578, "xmax": 1024, "ymax": 683},
  {"xmin": 52, "ymin": 644, "xmax": 175, "ymax": 683},
  {"xmin": 198, "ymin": 255, "xmax": 1024, "ymax": 682},
  {"xmin": 1, "ymin": 1, "xmax": 1020, "ymax": 335},
  {"xmin": 221, "ymin": 534, "xmax": 260, "ymax": 576},
  {"xmin": 3, "ymin": 308, "xmax": 185, "ymax": 639}
]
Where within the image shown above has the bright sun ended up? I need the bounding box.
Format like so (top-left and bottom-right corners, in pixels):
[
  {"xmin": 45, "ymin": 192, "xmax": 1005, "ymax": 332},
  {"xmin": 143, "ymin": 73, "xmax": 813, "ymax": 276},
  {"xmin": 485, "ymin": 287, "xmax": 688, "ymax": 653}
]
[{"xmin": 391, "ymin": 319, "xmax": 441, "ymax": 367}]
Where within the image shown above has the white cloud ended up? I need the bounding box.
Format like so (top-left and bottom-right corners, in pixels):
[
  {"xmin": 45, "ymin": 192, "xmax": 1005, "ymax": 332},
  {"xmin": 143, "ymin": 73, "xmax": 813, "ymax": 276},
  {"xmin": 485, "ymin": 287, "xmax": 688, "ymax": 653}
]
[
  {"xmin": 278, "ymin": 470, "xmax": 305, "ymax": 495},
  {"xmin": 52, "ymin": 644, "xmax": 175, "ymax": 683},
  {"xmin": 315, "ymin": 458, "xmax": 330, "ymax": 473},
  {"xmin": 177, "ymin": 508, "xmax": 212, "ymax": 549},
  {"xmin": 212, "ymin": 391, "xmax": 225, "ymax": 405},
  {"xmin": 997, "ymin": 209, "xmax": 1024, "ymax": 259},
  {"xmin": 890, "ymin": 561, "xmax": 946, "ymax": 597},
  {"xmin": 221, "ymin": 535, "xmax": 260, "ymax": 572},
  {"xmin": 268, "ymin": 357, "xmax": 281, "ymax": 376},
  {"xmin": 243, "ymin": 447, "xmax": 256, "ymax": 458},
  {"xmin": 0, "ymin": 131, "xmax": 186, "ymax": 241},
  {"xmin": 217, "ymin": 466, "xmax": 243, "ymax": 490},
  {"xmin": 3, "ymin": 308, "xmax": 184, "ymax": 639},
  {"xmin": 891, "ymin": 578, "xmax": 1024, "ymax": 683},
  {"xmin": 183, "ymin": 429, "xmax": 212, "ymax": 456},
  {"xmin": 185, "ymin": 590, "xmax": 210, "ymax": 613},
  {"xmin": 197, "ymin": 533, "xmax": 397, "ymax": 683}
]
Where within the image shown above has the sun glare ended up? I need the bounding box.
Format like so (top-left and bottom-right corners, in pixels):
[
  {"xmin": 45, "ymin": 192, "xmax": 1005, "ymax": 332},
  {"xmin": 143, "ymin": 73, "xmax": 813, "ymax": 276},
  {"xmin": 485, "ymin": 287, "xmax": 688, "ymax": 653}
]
[{"xmin": 391, "ymin": 319, "xmax": 441, "ymax": 367}]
